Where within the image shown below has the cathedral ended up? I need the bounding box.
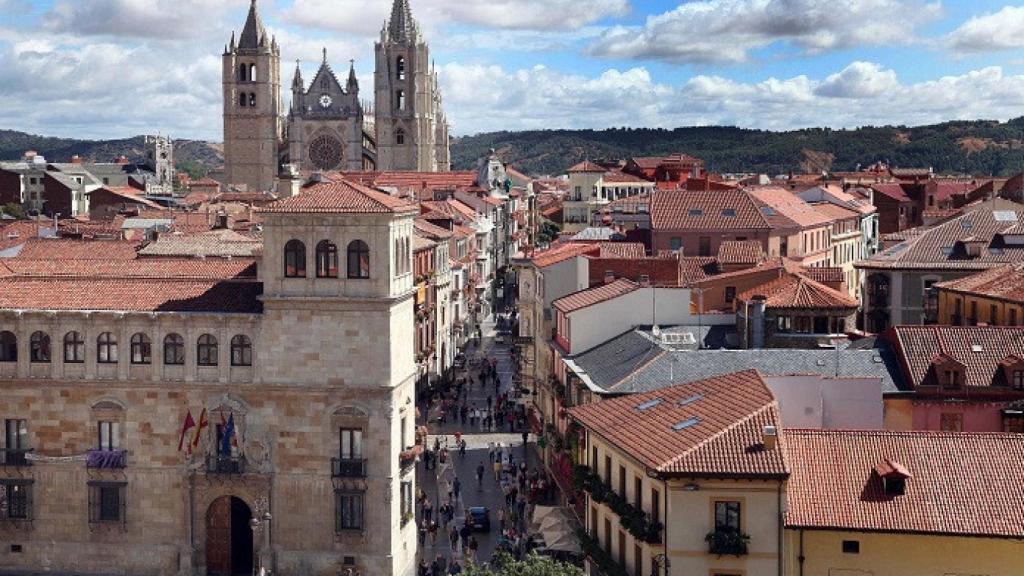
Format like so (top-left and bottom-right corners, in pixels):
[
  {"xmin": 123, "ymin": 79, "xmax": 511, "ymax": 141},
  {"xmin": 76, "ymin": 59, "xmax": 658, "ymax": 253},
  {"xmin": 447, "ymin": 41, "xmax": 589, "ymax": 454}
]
[{"xmin": 222, "ymin": 0, "xmax": 451, "ymax": 192}]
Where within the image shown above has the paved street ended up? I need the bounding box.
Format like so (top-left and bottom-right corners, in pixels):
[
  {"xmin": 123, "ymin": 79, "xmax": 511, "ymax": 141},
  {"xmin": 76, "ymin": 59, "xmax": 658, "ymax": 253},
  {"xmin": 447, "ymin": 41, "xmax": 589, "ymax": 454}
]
[{"xmin": 415, "ymin": 312, "xmax": 539, "ymax": 571}]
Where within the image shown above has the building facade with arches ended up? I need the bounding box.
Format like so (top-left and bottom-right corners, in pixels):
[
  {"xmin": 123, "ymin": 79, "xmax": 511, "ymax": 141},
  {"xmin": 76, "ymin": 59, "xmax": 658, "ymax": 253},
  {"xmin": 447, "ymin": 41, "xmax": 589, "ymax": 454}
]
[{"xmin": 0, "ymin": 179, "xmax": 420, "ymax": 576}]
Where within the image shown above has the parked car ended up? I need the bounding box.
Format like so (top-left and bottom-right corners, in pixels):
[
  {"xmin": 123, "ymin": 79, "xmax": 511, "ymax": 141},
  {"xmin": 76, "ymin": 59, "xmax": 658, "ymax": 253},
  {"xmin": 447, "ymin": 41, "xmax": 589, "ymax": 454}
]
[{"xmin": 467, "ymin": 507, "xmax": 491, "ymax": 532}]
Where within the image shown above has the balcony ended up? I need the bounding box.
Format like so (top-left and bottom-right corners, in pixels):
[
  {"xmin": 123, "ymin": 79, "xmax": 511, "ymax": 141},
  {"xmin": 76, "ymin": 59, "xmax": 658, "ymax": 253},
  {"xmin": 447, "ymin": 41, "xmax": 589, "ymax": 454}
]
[
  {"xmin": 706, "ymin": 530, "xmax": 750, "ymax": 556},
  {"xmin": 206, "ymin": 454, "xmax": 246, "ymax": 474},
  {"xmin": 0, "ymin": 448, "xmax": 32, "ymax": 467},
  {"xmin": 86, "ymin": 449, "xmax": 127, "ymax": 469},
  {"xmin": 398, "ymin": 448, "xmax": 418, "ymax": 475},
  {"xmin": 332, "ymin": 457, "xmax": 367, "ymax": 478}
]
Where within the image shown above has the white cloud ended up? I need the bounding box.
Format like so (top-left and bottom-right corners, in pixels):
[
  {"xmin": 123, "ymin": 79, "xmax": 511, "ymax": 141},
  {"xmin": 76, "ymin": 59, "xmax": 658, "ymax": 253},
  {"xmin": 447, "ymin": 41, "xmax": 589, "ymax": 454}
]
[
  {"xmin": 42, "ymin": 0, "xmax": 250, "ymax": 39},
  {"xmin": 588, "ymin": 0, "xmax": 942, "ymax": 63},
  {"xmin": 439, "ymin": 61, "xmax": 1024, "ymax": 135},
  {"xmin": 949, "ymin": 5, "xmax": 1024, "ymax": 53},
  {"xmin": 283, "ymin": 0, "xmax": 629, "ymax": 35},
  {"xmin": 814, "ymin": 61, "xmax": 899, "ymax": 98}
]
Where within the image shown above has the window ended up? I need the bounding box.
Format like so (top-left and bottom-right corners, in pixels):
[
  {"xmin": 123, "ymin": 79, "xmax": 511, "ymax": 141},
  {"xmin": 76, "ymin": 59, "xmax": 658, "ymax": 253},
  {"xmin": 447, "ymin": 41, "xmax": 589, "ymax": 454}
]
[
  {"xmin": 699, "ymin": 236, "xmax": 711, "ymax": 257},
  {"xmin": 1011, "ymin": 308, "xmax": 1018, "ymax": 326},
  {"xmin": 591, "ymin": 446, "xmax": 598, "ymax": 468},
  {"xmin": 396, "ymin": 128, "xmax": 405, "ymax": 146},
  {"xmin": 4, "ymin": 419, "xmax": 29, "ymax": 465},
  {"xmin": 284, "ymin": 239, "xmax": 306, "ymax": 278},
  {"xmin": 396, "ymin": 56, "xmax": 406, "ymax": 80},
  {"xmin": 248, "ymin": 93, "xmax": 256, "ymax": 107},
  {"xmin": 97, "ymin": 332, "xmax": 118, "ymax": 364},
  {"xmin": 0, "ymin": 331, "xmax": 16, "ymax": 362},
  {"xmin": 725, "ymin": 286, "xmax": 736, "ymax": 304},
  {"xmin": 316, "ymin": 240, "xmax": 339, "ymax": 278},
  {"xmin": 238, "ymin": 64, "xmax": 247, "ymax": 82},
  {"xmin": 1, "ymin": 481, "xmax": 31, "ymax": 520},
  {"xmin": 776, "ymin": 316, "xmax": 792, "ymax": 333},
  {"xmin": 130, "ymin": 333, "xmax": 151, "ymax": 365},
  {"xmin": 991, "ymin": 304, "xmax": 999, "ymax": 325},
  {"xmin": 347, "ymin": 240, "xmax": 370, "ymax": 279},
  {"xmin": 163, "ymin": 334, "xmax": 185, "ymax": 365},
  {"xmin": 604, "ymin": 455, "xmax": 612, "ymax": 485},
  {"xmin": 650, "ymin": 488, "xmax": 660, "ymax": 523},
  {"xmin": 940, "ymin": 413, "xmax": 963, "ymax": 432},
  {"xmin": 618, "ymin": 465, "xmax": 626, "ymax": 496},
  {"xmin": 239, "ymin": 93, "xmax": 247, "ymax": 107},
  {"xmin": 29, "ymin": 331, "xmax": 49, "ymax": 363},
  {"xmin": 634, "ymin": 543, "xmax": 642, "ymax": 576},
  {"xmin": 97, "ymin": 421, "xmax": 120, "ymax": 451},
  {"xmin": 883, "ymin": 476, "xmax": 906, "ymax": 497},
  {"xmin": 230, "ymin": 335, "xmax": 252, "ymax": 367},
  {"xmin": 335, "ymin": 491, "xmax": 364, "ymax": 531},
  {"xmin": 400, "ymin": 480, "xmax": 413, "ymax": 523},
  {"xmin": 669, "ymin": 237, "xmax": 682, "ymax": 251},
  {"xmin": 1014, "ymin": 370, "xmax": 1024, "ymax": 390},
  {"xmin": 943, "ymin": 369, "xmax": 961, "ymax": 389},
  {"xmin": 396, "ymin": 89, "xmax": 406, "ymax": 111},
  {"xmin": 249, "ymin": 64, "xmax": 256, "ymax": 82},
  {"xmin": 634, "ymin": 477, "xmax": 642, "ymax": 509},
  {"xmin": 340, "ymin": 428, "xmax": 363, "ymax": 459},
  {"xmin": 197, "ymin": 334, "xmax": 218, "ymax": 367},
  {"xmin": 842, "ymin": 540, "xmax": 860, "ymax": 554},
  {"xmin": 714, "ymin": 501, "xmax": 741, "ymax": 533},
  {"xmin": 88, "ymin": 481, "xmax": 126, "ymax": 524},
  {"xmin": 64, "ymin": 331, "xmax": 84, "ymax": 363}
]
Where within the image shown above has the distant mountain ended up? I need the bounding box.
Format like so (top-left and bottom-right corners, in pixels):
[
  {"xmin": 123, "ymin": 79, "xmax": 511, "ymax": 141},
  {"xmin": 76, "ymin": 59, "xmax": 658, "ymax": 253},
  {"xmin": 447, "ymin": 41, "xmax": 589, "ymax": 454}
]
[
  {"xmin": 450, "ymin": 118, "xmax": 1024, "ymax": 178},
  {"xmin": 5, "ymin": 117, "xmax": 1024, "ymax": 181}
]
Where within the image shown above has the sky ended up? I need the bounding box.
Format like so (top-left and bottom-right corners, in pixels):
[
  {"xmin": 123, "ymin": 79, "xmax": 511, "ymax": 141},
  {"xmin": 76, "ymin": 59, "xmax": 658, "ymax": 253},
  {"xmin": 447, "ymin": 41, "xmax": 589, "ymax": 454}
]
[{"xmin": 1, "ymin": 0, "xmax": 1023, "ymax": 141}]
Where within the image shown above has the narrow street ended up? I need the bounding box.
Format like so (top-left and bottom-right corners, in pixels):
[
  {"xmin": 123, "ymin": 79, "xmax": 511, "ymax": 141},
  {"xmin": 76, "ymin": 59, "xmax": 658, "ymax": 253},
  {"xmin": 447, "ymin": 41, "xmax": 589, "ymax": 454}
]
[{"xmin": 415, "ymin": 309, "xmax": 541, "ymax": 572}]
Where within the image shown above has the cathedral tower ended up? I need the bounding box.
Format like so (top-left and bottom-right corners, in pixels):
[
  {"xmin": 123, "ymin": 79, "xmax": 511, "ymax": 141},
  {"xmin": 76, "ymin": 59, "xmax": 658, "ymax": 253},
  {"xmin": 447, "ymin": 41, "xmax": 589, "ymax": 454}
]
[
  {"xmin": 223, "ymin": 0, "xmax": 282, "ymax": 192},
  {"xmin": 374, "ymin": 0, "xmax": 450, "ymax": 172}
]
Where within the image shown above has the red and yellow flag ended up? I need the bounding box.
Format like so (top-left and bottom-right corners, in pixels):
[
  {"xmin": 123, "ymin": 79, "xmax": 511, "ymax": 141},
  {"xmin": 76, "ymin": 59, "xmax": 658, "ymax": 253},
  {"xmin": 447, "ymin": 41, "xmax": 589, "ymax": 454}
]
[
  {"xmin": 178, "ymin": 410, "xmax": 195, "ymax": 453},
  {"xmin": 191, "ymin": 408, "xmax": 209, "ymax": 450}
]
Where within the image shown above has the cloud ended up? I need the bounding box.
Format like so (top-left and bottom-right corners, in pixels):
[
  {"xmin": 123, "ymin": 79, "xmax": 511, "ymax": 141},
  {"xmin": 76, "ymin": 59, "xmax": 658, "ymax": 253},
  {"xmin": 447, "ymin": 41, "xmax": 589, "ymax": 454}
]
[
  {"xmin": 283, "ymin": 0, "xmax": 629, "ymax": 35},
  {"xmin": 814, "ymin": 61, "xmax": 899, "ymax": 98},
  {"xmin": 948, "ymin": 5, "xmax": 1024, "ymax": 53},
  {"xmin": 588, "ymin": 0, "xmax": 942, "ymax": 63},
  {"xmin": 438, "ymin": 61, "xmax": 1024, "ymax": 135},
  {"xmin": 42, "ymin": 0, "xmax": 250, "ymax": 40}
]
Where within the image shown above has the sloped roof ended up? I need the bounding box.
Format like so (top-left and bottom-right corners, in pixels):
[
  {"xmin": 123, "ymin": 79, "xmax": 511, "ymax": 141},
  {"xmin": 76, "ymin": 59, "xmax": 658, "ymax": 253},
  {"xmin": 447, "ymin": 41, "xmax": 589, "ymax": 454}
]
[
  {"xmin": 934, "ymin": 263, "xmax": 1024, "ymax": 304},
  {"xmin": 785, "ymin": 429, "xmax": 1024, "ymax": 538},
  {"xmin": 0, "ymin": 277, "xmax": 262, "ymax": 313},
  {"xmin": 651, "ymin": 189, "xmax": 770, "ymax": 231},
  {"xmin": 11, "ymin": 238, "xmax": 138, "ymax": 260},
  {"xmin": 871, "ymin": 183, "xmax": 911, "ymax": 202},
  {"xmin": 137, "ymin": 229, "xmax": 261, "ymax": 258},
  {"xmin": 738, "ymin": 272, "xmax": 859, "ymax": 309},
  {"xmin": 889, "ymin": 325, "xmax": 1024, "ymax": 389},
  {"xmin": 86, "ymin": 186, "xmax": 165, "ymax": 210},
  {"xmin": 553, "ymin": 278, "xmax": 639, "ymax": 314},
  {"xmin": 749, "ymin": 187, "xmax": 832, "ymax": 228},
  {"xmin": 567, "ymin": 161, "xmax": 605, "ymax": 174},
  {"xmin": 0, "ymin": 258, "xmax": 255, "ymax": 281},
  {"xmin": 261, "ymin": 179, "xmax": 417, "ymax": 214},
  {"xmin": 569, "ymin": 370, "xmax": 787, "ymax": 477},
  {"xmin": 530, "ymin": 242, "xmax": 600, "ymax": 268},
  {"xmin": 813, "ymin": 202, "xmax": 860, "ymax": 222},
  {"xmin": 597, "ymin": 242, "xmax": 646, "ymax": 259},
  {"xmin": 716, "ymin": 240, "xmax": 764, "ymax": 266}
]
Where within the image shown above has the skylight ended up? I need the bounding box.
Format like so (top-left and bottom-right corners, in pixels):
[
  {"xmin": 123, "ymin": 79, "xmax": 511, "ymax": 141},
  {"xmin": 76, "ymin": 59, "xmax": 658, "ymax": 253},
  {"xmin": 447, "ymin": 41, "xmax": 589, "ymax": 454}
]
[
  {"xmin": 677, "ymin": 394, "xmax": 704, "ymax": 407},
  {"xmin": 688, "ymin": 209, "xmax": 704, "ymax": 217},
  {"xmin": 636, "ymin": 398, "xmax": 662, "ymax": 411},
  {"xmin": 994, "ymin": 211, "xmax": 1018, "ymax": 222},
  {"xmin": 761, "ymin": 206, "xmax": 776, "ymax": 216},
  {"xmin": 672, "ymin": 417, "xmax": 701, "ymax": 431},
  {"xmin": 721, "ymin": 208, "xmax": 736, "ymax": 217},
  {"xmin": 941, "ymin": 247, "xmax": 954, "ymax": 256},
  {"xmin": 961, "ymin": 219, "xmax": 973, "ymax": 230}
]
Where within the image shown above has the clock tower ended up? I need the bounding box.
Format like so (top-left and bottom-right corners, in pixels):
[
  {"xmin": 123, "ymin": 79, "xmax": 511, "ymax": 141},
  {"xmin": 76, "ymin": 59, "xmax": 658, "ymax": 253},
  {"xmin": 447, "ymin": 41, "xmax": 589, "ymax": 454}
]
[{"xmin": 223, "ymin": 0, "xmax": 282, "ymax": 192}]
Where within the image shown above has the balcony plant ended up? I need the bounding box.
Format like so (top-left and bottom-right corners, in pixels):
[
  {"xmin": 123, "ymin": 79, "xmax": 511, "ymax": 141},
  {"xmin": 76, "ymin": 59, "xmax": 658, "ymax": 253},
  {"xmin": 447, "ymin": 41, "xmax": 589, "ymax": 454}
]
[{"xmin": 705, "ymin": 529, "xmax": 750, "ymax": 556}]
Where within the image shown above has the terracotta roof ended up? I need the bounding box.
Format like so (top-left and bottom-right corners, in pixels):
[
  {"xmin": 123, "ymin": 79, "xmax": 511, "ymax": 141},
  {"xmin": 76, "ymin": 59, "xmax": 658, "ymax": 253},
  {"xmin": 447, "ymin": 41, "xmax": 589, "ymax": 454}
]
[
  {"xmin": 929, "ymin": 180, "xmax": 978, "ymax": 202},
  {"xmin": 421, "ymin": 199, "xmax": 478, "ymax": 223},
  {"xmin": 0, "ymin": 277, "xmax": 262, "ymax": 313},
  {"xmin": 797, "ymin": 266, "xmax": 845, "ymax": 285},
  {"xmin": 86, "ymin": 186, "xmax": 164, "ymax": 210},
  {"xmin": 413, "ymin": 218, "xmax": 455, "ymax": 240},
  {"xmin": 0, "ymin": 258, "xmax": 255, "ymax": 280},
  {"xmin": 587, "ymin": 256, "xmax": 683, "ymax": 287},
  {"xmin": 567, "ymin": 161, "xmax": 605, "ymax": 174},
  {"xmin": 598, "ymin": 242, "xmax": 646, "ymax": 259},
  {"xmin": 716, "ymin": 240, "xmax": 764, "ymax": 266},
  {"xmin": 890, "ymin": 168, "xmax": 933, "ymax": 178},
  {"xmin": 340, "ymin": 170, "xmax": 478, "ymax": 194},
  {"xmin": 813, "ymin": 202, "xmax": 860, "ymax": 222},
  {"xmin": 10, "ymin": 238, "xmax": 138, "ymax": 260},
  {"xmin": 934, "ymin": 263, "xmax": 1024, "ymax": 304},
  {"xmin": 553, "ymin": 278, "xmax": 639, "ymax": 314},
  {"xmin": 530, "ymin": 242, "xmax": 600, "ymax": 268},
  {"xmin": 261, "ymin": 179, "xmax": 417, "ymax": 214},
  {"xmin": 0, "ymin": 221, "xmax": 46, "ymax": 251},
  {"xmin": 602, "ymin": 170, "xmax": 651, "ymax": 184},
  {"xmin": 738, "ymin": 271, "xmax": 858, "ymax": 309},
  {"xmin": 871, "ymin": 183, "xmax": 911, "ymax": 202},
  {"xmin": 601, "ymin": 194, "xmax": 650, "ymax": 215},
  {"xmin": 889, "ymin": 325, "xmax": 1024, "ymax": 389},
  {"xmin": 679, "ymin": 257, "xmax": 718, "ymax": 284},
  {"xmin": 413, "ymin": 234, "xmax": 437, "ymax": 252},
  {"xmin": 785, "ymin": 429, "xmax": 1024, "ymax": 538},
  {"xmin": 568, "ymin": 370, "xmax": 787, "ymax": 477},
  {"xmin": 749, "ymin": 187, "xmax": 831, "ymax": 228},
  {"xmin": 650, "ymin": 189, "xmax": 770, "ymax": 231}
]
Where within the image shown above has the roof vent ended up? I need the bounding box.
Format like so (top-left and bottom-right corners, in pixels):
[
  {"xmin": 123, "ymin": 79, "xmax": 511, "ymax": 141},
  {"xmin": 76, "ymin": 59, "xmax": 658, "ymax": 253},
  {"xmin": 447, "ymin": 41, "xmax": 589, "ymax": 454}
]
[
  {"xmin": 721, "ymin": 208, "xmax": 736, "ymax": 217},
  {"xmin": 677, "ymin": 393, "xmax": 704, "ymax": 407},
  {"xmin": 604, "ymin": 270, "xmax": 616, "ymax": 284},
  {"xmin": 638, "ymin": 274, "xmax": 650, "ymax": 286},
  {"xmin": 971, "ymin": 344, "xmax": 983, "ymax": 353},
  {"xmin": 763, "ymin": 425, "xmax": 778, "ymax": 451},
  {"xmin": 688, "ymin": 209, "xmax": 703, "ymax": 217},
  {"xmin": 672, "ymin": 417, "xmax": 700, "ymax": 431},
  {"xmin": 816, "ymin": 358, "xmax": 827, "ymax": 366},
  {"xmin": 636, "ymin": 398, "xmax": 662, "ymax": 411}
]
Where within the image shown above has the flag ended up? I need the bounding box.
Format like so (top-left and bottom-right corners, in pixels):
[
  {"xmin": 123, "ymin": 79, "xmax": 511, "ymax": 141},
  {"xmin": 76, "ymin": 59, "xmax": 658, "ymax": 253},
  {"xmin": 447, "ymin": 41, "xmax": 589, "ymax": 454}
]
[
  {"xmin": 191, "ymin": 408, "xmax": 208, "ymax": 450},
  {"xmin": 178, "ymin": 410, "xmax": 195, "ymax": 452},
  {"xmin": 220, "ymin": 413, "xmax": 235, "ymax": 456}
]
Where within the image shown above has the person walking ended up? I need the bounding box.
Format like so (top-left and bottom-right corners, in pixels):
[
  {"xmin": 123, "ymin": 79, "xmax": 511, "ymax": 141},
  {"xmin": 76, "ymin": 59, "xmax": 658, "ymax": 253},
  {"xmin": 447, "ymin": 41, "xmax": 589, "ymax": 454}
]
[
  {"xmin": 453, "ymin": 477, "xmax": 461, "ymax": 502},
  {"xmin": 476, "ymin": 462, "xmax": 485, "ymax": 489},
  {"xmin": 449, "ymin": 524, "xmax": 459, "ymax": 553}
]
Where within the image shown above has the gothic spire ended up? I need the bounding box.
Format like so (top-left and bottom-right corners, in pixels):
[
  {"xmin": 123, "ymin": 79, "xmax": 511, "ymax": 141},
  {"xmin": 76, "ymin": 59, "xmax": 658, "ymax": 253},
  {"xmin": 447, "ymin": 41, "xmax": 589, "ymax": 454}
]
[
  {"xmin": 388, "ymin": 0, "xmax": 417, "ymax": 43},
  {"xmin": 347, "ymin": 60, "xmax": 359, "ymax": 93},
  {"xmin": 292, "ymin": 59, "xmax": 304, "ymax": 91},
  {"xmin": 238, "ymin": 0, "xmax": 268, "ymax": 50}
]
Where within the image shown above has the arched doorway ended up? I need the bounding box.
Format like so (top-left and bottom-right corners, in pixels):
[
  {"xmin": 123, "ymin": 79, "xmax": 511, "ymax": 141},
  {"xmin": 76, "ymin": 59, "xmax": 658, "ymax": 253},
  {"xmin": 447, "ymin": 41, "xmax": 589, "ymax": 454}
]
[{"xmin": 206, "ymin": 496, "xmax": 253, "ymax": 576}]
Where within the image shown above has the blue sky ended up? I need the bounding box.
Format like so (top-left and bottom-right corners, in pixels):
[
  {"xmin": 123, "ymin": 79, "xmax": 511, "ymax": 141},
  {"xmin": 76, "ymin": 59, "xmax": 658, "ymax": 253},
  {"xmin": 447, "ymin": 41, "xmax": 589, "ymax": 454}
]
[{"xmin": 1, "ymin": 0, "xmax": 1023, "ymax": 141}]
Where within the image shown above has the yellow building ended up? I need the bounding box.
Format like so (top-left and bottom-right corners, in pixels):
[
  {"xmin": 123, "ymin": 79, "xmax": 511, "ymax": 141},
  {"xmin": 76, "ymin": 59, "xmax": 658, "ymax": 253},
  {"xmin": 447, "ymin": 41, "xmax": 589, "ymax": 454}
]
[
  {"xmin": 785, "ymin": 429, "xmax": 1024, "ymax": 576},
  {"xmin": 568, "ymin": 370, "xmax": 788, "ymax": 576},
  {"xmin": 934, "ymin": 263, "xmax": 1024, "ymax": 326}
]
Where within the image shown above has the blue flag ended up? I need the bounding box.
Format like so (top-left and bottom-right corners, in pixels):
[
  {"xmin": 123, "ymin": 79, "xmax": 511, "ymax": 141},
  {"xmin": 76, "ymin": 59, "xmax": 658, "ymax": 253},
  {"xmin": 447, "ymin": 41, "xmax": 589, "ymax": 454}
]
[{"xmin": 220, "ymin": 413, "xmax": 235, "ymax": 456}]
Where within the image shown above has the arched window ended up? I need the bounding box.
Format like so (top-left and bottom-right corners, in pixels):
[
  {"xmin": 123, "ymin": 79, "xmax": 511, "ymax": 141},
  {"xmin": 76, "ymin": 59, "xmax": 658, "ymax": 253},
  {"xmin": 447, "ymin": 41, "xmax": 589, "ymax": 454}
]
[
  {"xmin": 239, "ymin": 92, "xmax": 247, "ymax": 108},
  {"xmin": 404, "ymin": 237, "xmax": 410, "ymax": 275},
  {"xmin": 248, "ymin": 93, "xmax": 256, "ymax": 107},
  {"xmin": 396, "ymin": 128, "xmax": 405, "ymax": 146},
  {"xmin": 197, "ymin": 334, "xmax": 218, "ymax": 366},
  {"xmin": 231, "ymin": 335, "xmax": 252, "ymax": 367},
  {"xmin": 284, "ymin": 239, "xmax": 307, "ymax": 278},
  {"xmin": 64, "ymin": 331, "xmax": 84, "ymax": 363},
  {"xmin": 163, "ymin": 333, "xmax": 185, "ymax": 366},
  {"xmin": 130, "ymin": 333, "xmax": 151, "ymax": 365},
  {"xmin": 249, "ymin": 64, "xmax": 257, "ymax": 82},
  {"xmin": 238, "ymin": 64, "xmax": 247, "ymax": 82},
  {"xmin": 396, "ymin": 90, "xmax": 406, "ymax": 111},
  {"xmin": 347, "ymin": 240, "xmax": 370, "ymax": 279},
  {"xmin": 396, "ymin": 56, "xmax": 406, "ymax": 80},
  {"xmin": 0, "ymin": 331, "xmax": 16, "ymax": 362},
  {"xmin": 316, "ymin": 240, "xmax": 339, "ymax": 278},
  {"xmin": 29, "ymin": 331, "xmax": 50, "ymax": 363},
  {"xmin": 97, "ymin": 332, "xmax": 118, "ymax": 364}
]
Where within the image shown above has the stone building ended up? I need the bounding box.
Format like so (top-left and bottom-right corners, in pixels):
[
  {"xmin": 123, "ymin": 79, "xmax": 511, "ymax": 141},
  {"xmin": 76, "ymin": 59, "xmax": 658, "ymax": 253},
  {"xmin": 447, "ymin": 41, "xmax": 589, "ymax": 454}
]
[
  {"xmin": 222, "ymin": 0, "xmax": 450, "ymax": 193},
  {"xmin": 0, "ymin": 179, "xmax": 420, "ymax": 576}
]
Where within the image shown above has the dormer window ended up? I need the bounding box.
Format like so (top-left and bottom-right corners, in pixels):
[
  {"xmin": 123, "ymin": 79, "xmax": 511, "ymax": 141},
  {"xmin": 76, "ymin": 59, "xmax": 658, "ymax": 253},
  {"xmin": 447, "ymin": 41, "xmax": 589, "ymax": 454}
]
[
  {"xmin": 874, "ymin": 458, "xmax": 911, "ymax": 497},
  {"xmin": 998, "ymin": 354, "xmax": 1024, "ymax": 389},
  {"xmin": 883, "ymin": 476, "xmax": 906, "ymax": 497},
  {"xmin": 929, "ymin": 353, "xmax": 964, "ymax": 388},
  {"xmin": 943, "ymin": 369, "xmax": 961, "ymax": 389}
]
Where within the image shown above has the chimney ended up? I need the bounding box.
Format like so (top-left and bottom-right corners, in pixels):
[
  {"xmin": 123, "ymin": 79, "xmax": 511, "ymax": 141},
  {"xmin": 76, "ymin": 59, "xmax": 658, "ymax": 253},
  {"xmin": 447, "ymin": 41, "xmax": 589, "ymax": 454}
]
[
  {"xmin": 762, "ymin": 425, "xmax": 778, "ymax": 451},
  {"xmin": 603, "ymin": 270, "xmax": 615, "ymax": 284},
  {"xmin": 70, "ymin": 155, "xmax": 83, "ymax": 164},
  {"xmin": 750, "ymin": 295, "xmax": 767, "ymax": 349},
  {"xmin": 639, "ymin": 274, "xmax": 651, "ymax": 287}
]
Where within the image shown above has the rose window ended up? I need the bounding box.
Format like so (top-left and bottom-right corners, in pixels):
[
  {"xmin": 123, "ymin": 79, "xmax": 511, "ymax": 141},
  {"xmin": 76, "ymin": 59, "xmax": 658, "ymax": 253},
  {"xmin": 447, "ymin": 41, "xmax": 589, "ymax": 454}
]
[{"xmin": 308, "ymin": 135, "xmax": 343, "ymax": 170}]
